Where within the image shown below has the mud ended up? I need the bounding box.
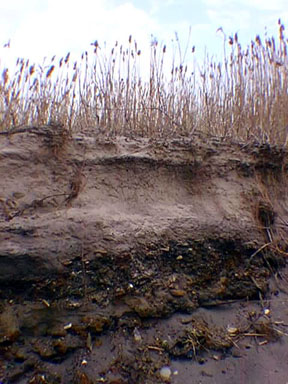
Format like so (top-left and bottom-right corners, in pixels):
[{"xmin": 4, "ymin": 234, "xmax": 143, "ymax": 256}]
[{"xmin": 0, "ymin": 127, "xmax": 287, "ymax": 383}]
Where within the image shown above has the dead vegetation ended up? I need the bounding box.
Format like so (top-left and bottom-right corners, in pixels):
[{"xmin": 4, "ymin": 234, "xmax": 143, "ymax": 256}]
[
  {"xmin": 0, "ymin": 22, "xmax": 288, "ymax": 145},
  {"xmin": 253, "ymin": 171, "xmax": 288, "ymax": 262},
  {"xmin": 164, "ymin": 310, "xmax": 284, "ymax": 361}
]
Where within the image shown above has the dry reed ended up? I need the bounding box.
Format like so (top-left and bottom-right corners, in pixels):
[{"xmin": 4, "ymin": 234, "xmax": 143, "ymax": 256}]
[{"xmin": 0, "ymin": 22, "xmax": 288, "ymax": 146}]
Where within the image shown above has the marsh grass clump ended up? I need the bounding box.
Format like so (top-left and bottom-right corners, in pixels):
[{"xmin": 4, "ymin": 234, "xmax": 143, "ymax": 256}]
[{"xmin": 0, "ymin": 21, "xmax": 288, "ymax": 146}]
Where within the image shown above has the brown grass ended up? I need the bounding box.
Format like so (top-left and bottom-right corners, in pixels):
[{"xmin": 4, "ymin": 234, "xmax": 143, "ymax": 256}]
[{"xmin": 1, "ymin": 22, "xmax": 288, "ymax": 145}]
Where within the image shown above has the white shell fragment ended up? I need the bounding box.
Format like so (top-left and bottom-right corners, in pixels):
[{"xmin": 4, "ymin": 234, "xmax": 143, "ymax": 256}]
[
  {"xmin": 160, "ymin": 366, "xmax": 172, "ymax": 381},
  {"xmin": 133, "ymin": 327, "xmax": 142, "ymax": 342},
  {"xmin": 227, "ymin": 327, "xmax": 238, "ymax": 335},
  {"xmin": 42, "ymin": 299, "xmax": 50, "ymax": 308},
  {"xmin": 63, "ymin": 323, "xmax": 72, "ymax": 330}
]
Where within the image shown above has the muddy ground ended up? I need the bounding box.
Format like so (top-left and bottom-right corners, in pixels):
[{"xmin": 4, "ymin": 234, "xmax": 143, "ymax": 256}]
[{"xmin": 0, "ymin": 126, "xmax": 287, "ymax": 383}]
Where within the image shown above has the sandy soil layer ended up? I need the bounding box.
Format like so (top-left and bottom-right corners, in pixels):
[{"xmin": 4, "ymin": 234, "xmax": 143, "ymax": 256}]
[{"xmin": 0, "ymin": 127, "xmax": 287, "ymax": 383}]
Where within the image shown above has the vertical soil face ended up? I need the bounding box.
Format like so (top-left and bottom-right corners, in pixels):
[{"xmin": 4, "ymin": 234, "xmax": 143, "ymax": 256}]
[{"xmin": 0, "ymin": 130, "xmax": 287, "ymax": 383}]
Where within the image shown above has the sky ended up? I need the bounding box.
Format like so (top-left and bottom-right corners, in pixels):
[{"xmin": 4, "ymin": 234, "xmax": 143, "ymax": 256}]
[{"xmin": 0, "ymin": 0, "xmax": 287, "ymax": 70}]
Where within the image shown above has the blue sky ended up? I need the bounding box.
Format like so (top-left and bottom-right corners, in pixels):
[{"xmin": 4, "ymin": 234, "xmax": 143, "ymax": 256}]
[{"xmin": 0, "ymin": 0, "xmax": 287, "ymax": 68}]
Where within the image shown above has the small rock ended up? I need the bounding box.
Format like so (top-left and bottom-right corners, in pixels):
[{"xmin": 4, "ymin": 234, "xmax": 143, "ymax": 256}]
[
  {"xmin": 47, "ymin": 325, "xmax": 67, "ymax": 337},
  {"xmin": 264, "ymin": 308, "xmax": 270, "ymax": 316},
  {"xmin": 160, "ymin": 366, "xmax": 171, "ymax": 381},
  {"xmin": 81, "ymin": 315, "xmax": 111, "ymax": 333},
  {"xmin": 133, "ymin": 327, "xmax": 142, "ymax": 342},
  {"xmin": 170, "ymin": 289, "xmax": 186, "ymax": 297},
  {"xmin": 12, "ymin": 192, "xmax": 25, "ymax": 199},
  {"xmin": 0, "ymin": 307, "xmax": 20, "ymax": 344}
]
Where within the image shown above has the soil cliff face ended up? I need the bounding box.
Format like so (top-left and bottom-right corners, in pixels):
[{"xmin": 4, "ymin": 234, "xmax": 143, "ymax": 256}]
[{"xmin": 0, "ymin": 127, "xmax": 287, "ymax": 383}]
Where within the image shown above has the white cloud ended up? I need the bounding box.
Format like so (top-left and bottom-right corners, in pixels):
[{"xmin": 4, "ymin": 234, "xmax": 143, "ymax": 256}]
[
  {"xmin": 1, "ymin": 0, "xmax": 287, "ymax": 72},
  {"xmin": 203, "ymin": 0, "xmax": 287, "ymax": 10},
  {"xmin": 202, "ymin": 0, "xmax": 230, "ymax": 6},
  {"xmin": 0, "ymin": 0, "xmax": 160, "ymax": 66},
  {"xmin": 207, "ymin": 8, "xmax": 251, "ymax": 32},
  {"xmin": 240, "ymin": 0, "xmax": 287, "ymax": 11},
  {"xmin": 203, "ymin": 0, "xmax": 287, "ymax": 47},
  {"xmin": 0, "ymin": 0, "xmax": 206, "ymax": 72},
  {"xmin": 147, "ymin": 0, "xmax": 180, "ymax": 15}
]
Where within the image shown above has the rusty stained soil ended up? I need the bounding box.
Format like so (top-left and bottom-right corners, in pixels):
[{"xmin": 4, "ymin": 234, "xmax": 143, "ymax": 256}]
[{"xmin": 0, "ymin": 128, "xmax": 288, "ymax": 383}]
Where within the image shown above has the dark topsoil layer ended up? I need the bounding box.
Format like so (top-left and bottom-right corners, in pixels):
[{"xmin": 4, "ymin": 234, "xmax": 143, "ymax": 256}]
[{"xmin": 0, "ymin": 127, "xmax": 288, "ymax": 383}]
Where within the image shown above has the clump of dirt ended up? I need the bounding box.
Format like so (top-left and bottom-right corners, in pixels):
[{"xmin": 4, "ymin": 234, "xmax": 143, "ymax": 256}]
[{"xmin": 0, "ymin": 131, "xmax": 287, "ymax": 383}]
